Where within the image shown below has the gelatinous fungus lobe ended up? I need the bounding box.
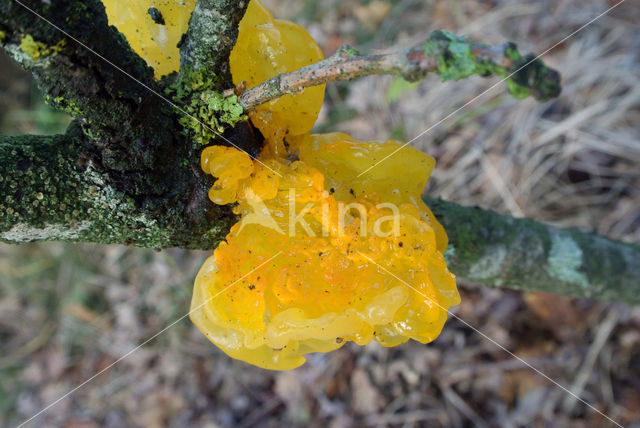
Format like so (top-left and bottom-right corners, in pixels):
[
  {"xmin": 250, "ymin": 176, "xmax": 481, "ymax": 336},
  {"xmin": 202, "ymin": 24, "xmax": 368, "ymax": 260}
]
[
  {"xmin": 195, "ymin": 132, "xmax": 460, "ymax": 370},
  {"xmin": 191, "ymin": 2, "xmax": 459, "ymax": 371}
]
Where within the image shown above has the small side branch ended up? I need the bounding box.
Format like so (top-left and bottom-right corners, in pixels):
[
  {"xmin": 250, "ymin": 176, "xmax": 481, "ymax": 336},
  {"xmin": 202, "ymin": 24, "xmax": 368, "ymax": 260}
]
[
  {"xmin": 427, "ymin": 197, "xmax": 640, "ymax": 305},
  {"xmin": 180, "ymin": 0, "xmax": 249, "ymax": 75},
  {"xmin": 238, "ymin": 30, "xmax": 561, "ymax": 110}
]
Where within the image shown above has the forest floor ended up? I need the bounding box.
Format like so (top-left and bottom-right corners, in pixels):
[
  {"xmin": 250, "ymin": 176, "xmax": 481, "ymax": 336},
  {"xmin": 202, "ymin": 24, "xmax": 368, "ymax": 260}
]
[{"xmin": 1, "ymin": 0, "xmax": 639, "ymax": 426}]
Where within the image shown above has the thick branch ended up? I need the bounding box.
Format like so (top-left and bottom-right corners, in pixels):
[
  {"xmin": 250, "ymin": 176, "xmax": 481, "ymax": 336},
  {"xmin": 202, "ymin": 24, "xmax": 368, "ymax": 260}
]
[
  {"xmin": 0, "ymin": 0, "xmax": 251, "ymax": 250},
  {"xmin": 2, "ymin": 131, "xmax": 636, "ymax": 304},
  {"xmin": 0, "ymin": 0, "xmax": 154, "ymax": 134},
  {"xmin": 180, "ymin": 0, "xmax": 249, "ymax": 76},
  {"xmin": 238, "ymin": 30, "xmax": 561, "ymax": 110},
  {"xmin": 427, "ymin": 197, "xmax": 640, "ymax": 305},
  {"xmin": 0, "ymin": 128, "xmax": 236, "ymax": 249}
]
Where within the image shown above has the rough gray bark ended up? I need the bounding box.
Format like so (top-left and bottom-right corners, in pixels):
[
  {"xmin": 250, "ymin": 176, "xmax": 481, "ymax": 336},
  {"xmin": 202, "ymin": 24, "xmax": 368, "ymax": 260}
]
[
  {"xmin": 0, "ymin": 125, "xmax": 235, "ymax": 248},
  {"xmin": 180, "ymin": 0, "xmax": 249, "ymax": 74},
  {"xmin": 0, "ymin": 0, "xmax": 153, "ymax": 134},
  {"xmin": 0, "ymin": 0, "xmax": 249, "ymax": 249}
]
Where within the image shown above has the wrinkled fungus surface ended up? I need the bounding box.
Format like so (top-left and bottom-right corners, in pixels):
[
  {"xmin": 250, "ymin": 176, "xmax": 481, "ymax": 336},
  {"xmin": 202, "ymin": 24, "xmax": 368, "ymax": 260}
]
[{"xmin": 195, "ymin": 132, "xmax": 460, "ymax": 370}]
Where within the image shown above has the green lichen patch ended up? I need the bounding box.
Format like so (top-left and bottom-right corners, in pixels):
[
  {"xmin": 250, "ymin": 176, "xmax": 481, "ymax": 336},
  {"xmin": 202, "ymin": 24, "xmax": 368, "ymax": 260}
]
[
  {"xmin": 424, "ymin": 31, "xmax": 478, "ymax": 81},
  {"xmin": 546, "ymin": 233, "xmax": 589, "ymax": 289},
  {"xmin": 166, "ymin": 68, "xmax": 246, "ymax": 145},
  {"xmin": 336, "ymin": 44, "xmax": 361, "ymax": 60},
  {"xmin": 469, "ymin": 245, "xmax": 508, "ymax": 281},
  {"xmin": 423, "ymin": 30, "xmax": 560, "ymax": 102},
  {"xmin": 19, "ymin": 34, "xmax": 66, "ymax": 60},
  {"xmin": 45, "ymin": 95, "xmax": 83, "ymax": 117}
]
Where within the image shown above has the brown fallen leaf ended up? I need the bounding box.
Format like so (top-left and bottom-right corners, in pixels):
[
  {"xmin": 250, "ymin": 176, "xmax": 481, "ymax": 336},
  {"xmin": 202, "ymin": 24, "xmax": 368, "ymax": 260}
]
[{"xmin": 353, "ymin": 1, "xmax": 391, "ymax": 32}]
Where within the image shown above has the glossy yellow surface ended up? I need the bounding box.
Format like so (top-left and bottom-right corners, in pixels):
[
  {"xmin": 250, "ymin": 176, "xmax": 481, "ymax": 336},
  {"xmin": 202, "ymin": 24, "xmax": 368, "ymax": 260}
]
[
  {"xmin": 102, "ymin": 0, "xmax": 196, "ymax": 77},
  {"xmin": 194, "ymin": 134, "xmax": 460, "ymax": 370},
  {"xmin": 229, "ymin": 0, "xmax": 326, "ymax": 138}
]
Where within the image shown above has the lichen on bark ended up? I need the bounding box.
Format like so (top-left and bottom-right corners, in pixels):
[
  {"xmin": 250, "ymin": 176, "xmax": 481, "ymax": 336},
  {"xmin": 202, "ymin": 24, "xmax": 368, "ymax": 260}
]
[
  {"xmin": 0, "ymin": 0, "xmax": 249, "ymax": 249},
  {"xmin": 179, "ymin": 0, "xmax": 249, "ymax": 76}
]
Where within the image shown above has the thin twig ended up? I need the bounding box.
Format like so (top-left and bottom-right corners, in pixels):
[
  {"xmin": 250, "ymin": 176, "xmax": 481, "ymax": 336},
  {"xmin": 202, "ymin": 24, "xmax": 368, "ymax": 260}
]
[{"xmin": 237, "ymin": 30, "xmax": 562, "ymax": 110}]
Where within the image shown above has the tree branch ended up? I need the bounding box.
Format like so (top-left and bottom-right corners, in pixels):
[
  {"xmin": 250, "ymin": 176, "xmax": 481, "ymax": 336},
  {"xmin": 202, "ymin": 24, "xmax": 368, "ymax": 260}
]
[
  {"xmin": 2, "ymin": 3, "xmax": 635, "ymax": 306},
  {"xmin": 427, "ymin": 197, "xmax": 640, "ymax": 305},
  {"xmin": 180, "ymin": 0, "xmax": 249, "ymax": 76},
  {"xmin": 0, "ymin": 126, "xmax": 236, "ymax": 249},
  {"xmin": 0, "ymin": 0, "xmax": 154, "ymax": 135},
  {"xmin": 3, "ymin": 130, "xmax": 635, "ymax": 304},
  {"xmin": 238, "ymin": 30, "xmax": 561, "ymax": 110}
]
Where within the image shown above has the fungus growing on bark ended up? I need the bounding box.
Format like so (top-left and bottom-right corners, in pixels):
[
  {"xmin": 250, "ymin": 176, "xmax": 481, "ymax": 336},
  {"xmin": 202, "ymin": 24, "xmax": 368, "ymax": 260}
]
[
  {"xmin": 103, "ymin": 0, "xmax": 459, "ymax": 370},
  {"xmin": 194, "ymin": 132, "xmax": 460, "ymax": 370}
]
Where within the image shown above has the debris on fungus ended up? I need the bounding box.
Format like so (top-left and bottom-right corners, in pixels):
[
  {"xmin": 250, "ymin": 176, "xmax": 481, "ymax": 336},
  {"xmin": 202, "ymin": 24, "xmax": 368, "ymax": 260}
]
[{"xmin": 191, "ymin": 0, "xmax": 460, "ymax": 370}]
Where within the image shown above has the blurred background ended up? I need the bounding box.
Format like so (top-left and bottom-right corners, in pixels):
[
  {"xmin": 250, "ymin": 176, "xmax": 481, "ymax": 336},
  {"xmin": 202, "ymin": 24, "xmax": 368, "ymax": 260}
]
[{"xmin": 1, "ymin": 0, "xmax": 639, "ymax": 426}]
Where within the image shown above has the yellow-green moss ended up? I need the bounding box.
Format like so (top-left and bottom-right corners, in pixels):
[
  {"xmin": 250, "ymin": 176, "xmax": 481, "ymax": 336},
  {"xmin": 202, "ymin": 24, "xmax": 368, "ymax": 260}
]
[{"xmin": 165, "ymin": 68, "xmax": 246, "ymax": 145}]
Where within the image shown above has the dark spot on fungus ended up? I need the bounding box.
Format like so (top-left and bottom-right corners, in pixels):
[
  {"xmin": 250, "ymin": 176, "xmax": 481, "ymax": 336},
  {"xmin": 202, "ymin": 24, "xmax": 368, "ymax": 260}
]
[{"xmin": 148, "ymin": 7, "xmax": 165, "ymax": 25}]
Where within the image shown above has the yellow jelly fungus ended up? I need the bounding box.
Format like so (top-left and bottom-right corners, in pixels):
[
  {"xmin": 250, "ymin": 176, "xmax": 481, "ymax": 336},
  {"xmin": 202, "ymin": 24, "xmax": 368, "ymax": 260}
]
[
  {"xmin": 189, "ymin": 0, "xmax": 459, "ymax": 370},
  {"xmin": 229, "ymin": 0, "xmax": 326, "ymax": 140},
  {"xmin": 102, "ymin": 0, "xmax": 197, "ymax": 77},
  {"xmin": 106, "ymin": 0, "xmax": 460, "ymax": 370},
  {"xmin": 193, "ymin": 134, "xmax": 460, "ymax": 370}
]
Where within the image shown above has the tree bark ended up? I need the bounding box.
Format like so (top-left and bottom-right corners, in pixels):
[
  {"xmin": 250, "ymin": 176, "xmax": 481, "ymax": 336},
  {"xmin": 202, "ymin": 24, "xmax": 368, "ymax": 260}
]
[
  {"xmin": 180, "ymin": 0, "xmax": 249, "ymax": 75},
  {"xmin": 0, "ymin": 0, "xmax": 252, "ymax": 249},
  {"xmin": 0, "ymin": 126, "xmax": 236, "ymax": 248},
  {"xmin": 0, "ymin": 0, "xmax": 154, "ymax": 134},
  {"xmin": 237, "ymin": 31, "xmax": 561, "ymax": 110}
]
